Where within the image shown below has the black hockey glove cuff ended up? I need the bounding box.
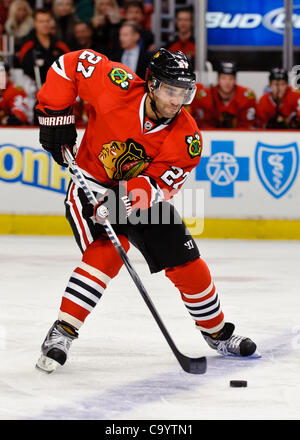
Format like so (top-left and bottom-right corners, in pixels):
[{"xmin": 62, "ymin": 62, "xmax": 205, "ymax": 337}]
[{"xmin": 36, "ymin": 106, "xmax": 77, "ymax": 167}]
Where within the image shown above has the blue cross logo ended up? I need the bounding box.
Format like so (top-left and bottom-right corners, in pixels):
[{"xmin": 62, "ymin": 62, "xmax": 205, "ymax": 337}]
[{"xmin": 196, "ymin": 140, "xmax": 250, "ymax": 197}]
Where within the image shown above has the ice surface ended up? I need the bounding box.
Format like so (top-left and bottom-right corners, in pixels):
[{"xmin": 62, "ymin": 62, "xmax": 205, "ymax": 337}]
[{"xmin": 0, "ymin": 235, "xmax": 299, "ymax": 420}]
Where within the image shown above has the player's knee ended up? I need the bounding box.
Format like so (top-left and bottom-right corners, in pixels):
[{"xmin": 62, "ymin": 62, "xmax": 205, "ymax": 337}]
[
  {"xmin": 165, "ymin": 258, "xmax": 212, "ymax": 294},
  {"xmin": 82, "ymin": 235, "xmax": 130, "ymax": 278}
]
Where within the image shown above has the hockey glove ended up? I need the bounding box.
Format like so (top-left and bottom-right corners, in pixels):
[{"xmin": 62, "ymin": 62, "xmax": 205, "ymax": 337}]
[
  {"xmin": 94, "ymin": 184, "xmax": 132, "ymax": 224},
  {"xmin": 36, "ymin": 106, "xmax": 77, "ymax": 166}
]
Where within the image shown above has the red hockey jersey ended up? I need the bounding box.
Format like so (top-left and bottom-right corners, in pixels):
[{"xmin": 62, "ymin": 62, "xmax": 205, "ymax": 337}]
[
  {"xmin": 0, "ymin": 81, "xmax": 29, "ymax": 124},
  {"xmin": 189, "ymin": 83, "xmax": 257, "ymax": 129},
  {"xmin": 37, "ymin": 49, "xmax": 202, "ymax": 203},
  {"xmin": 256, "ymin": 86, "xmax": 300, "ymax": 128}
]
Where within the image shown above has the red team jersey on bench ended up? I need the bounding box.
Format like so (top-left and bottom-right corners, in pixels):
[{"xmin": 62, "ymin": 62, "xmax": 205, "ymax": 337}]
[
  {"xmin": 189, "ymin": 83, "xmax": 256, "ymax": 129},
  {"xmin": 256, "ymin": 86, "xmax": 300, "ymax": 128}
]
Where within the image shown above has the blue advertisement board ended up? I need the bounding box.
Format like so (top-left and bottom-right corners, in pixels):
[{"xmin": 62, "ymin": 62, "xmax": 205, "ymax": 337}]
[{"xmin": 207, "ymin": 0, "xmax": 300, "ymax": 46}]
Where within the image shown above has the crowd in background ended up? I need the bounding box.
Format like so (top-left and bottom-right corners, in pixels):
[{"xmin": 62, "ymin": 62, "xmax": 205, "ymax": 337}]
[{"xmin": 0, "ymin": 0, "xmax": 300, "ymax": 129}]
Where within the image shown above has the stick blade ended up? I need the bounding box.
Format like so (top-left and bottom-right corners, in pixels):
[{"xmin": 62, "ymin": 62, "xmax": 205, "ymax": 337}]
[{"xmin": 179, "ymin": 355, "xmax": 207, "ymax": 374}]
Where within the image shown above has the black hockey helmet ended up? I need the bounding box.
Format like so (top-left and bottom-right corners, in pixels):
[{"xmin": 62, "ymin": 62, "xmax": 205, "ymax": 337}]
[
  {"xmin": 269, "ymin": 67, "xmax": 288, "ymax": 82},
  {"xmin": 146, "ymin": 48, "xmax": 196, "ymax": 105},
  {"xmin": 146, "ymin": 48, "xmax": 196, "ymax": 89},
  {"xmin": 217, "ymin": 61, "xmax": 237, "ymax": 76}
]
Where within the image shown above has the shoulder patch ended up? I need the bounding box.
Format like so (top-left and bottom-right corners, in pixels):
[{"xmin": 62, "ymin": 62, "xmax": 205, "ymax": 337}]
[
  {"xmin": 186, "ymin": 132, "xmax": 202, "ymax": 159},
  {"xmin": 108, "ymin": 67, "xmax": 134, "ymax": 90},
  {"xmin": 196, "ymin": 89, "xmax": 207, "ymax": 99}
]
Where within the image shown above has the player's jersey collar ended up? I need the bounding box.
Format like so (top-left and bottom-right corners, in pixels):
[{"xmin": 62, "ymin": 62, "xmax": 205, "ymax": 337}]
[{"xmin": 139, "ymin": 93, "xmax": 179, "ymax": 135}]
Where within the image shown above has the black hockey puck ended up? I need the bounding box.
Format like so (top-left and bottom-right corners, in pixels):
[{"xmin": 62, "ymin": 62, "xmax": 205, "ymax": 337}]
[{"xmin": 230, "ymin": 380, "xmax": 247, "ymax": 388}]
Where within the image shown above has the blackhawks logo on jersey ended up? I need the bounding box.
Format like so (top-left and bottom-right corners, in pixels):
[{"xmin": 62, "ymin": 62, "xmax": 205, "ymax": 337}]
[
  {"xmin": 108, "ymin": 67, "xmax": 134, "ymax": 90},
  {"xmin": 186, "ymin": 132, "xmax": 202, "ymax": 159},
  {"xmin": 98, "ymin": 139, "xmax": 152, "ymax": 180},
  {"xmin": 244, "ymin": 89, "xmax": 255, "ymax": 99},
  {"xmin": 196, "ymin": 89, "xmax": 207, "ymax": 99}
]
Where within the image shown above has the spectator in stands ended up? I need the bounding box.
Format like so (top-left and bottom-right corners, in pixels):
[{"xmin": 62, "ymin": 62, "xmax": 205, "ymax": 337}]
[
  {"xmin": 110, "ymin": 20, "xmax": 151, "ymax": 79},
  {"xmin": 256, "ymin": 68, "xmax": 300, "ymax": 129},
  {"xmin": 123, "ymin": 1, "xmax": 154, "ymax": 51},
  {"xmin": 0, "ymin": 0, "xmax": 14, "ymax": 28},
  {"xmin": 49, "ymin": 16, "xmax": 57, "ymax": 35},
  {"xmin": 166, "ymin": 6, "xmax": 195, "ymax": 68},
  {"xmin": 18, "ymin": 8, "xmax": 69, "ymax": 89},
  {"xmin": 27, "ymin": 0, "xmax": 53, "ymax": 10},
  {"xmin": 0, "ymin": 62, "xmax": 30, "ymax": 125},
  {"xmin": 90, "ymin": 0, "xmax": 121, "ymax": 55},
  {"xmin": 74, "ymin": 0, "xmax": 94, "ymax": 23},
  {"xmin": 4, "ymin": 0, "xmax": 34, "ymax": 53},
  {"xmin": 189, "ymin": 61, "xmax": 257, "ymax": 129},
  {"xmin": 71, "ymin": 21, "xmax": 107, "ymax": 52},
  {"xmin": 53, "ymin": 0, "xmax": 79, "ymax": 48}
]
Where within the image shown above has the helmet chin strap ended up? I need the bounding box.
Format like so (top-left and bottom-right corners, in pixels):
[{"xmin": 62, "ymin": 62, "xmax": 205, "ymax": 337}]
[
  {"xmin": 149, "ymin": 94, "xmax": 161, "ymax": 121},
  {"xmin": 148, "ymin": 90, "xmax": 180, "ymax": 124}
]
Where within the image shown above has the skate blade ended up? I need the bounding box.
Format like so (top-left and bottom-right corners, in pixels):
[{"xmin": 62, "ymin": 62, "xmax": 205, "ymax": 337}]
[{"xmin": 35, "ymin": 354, "xmax": 60, "ymax": 374}]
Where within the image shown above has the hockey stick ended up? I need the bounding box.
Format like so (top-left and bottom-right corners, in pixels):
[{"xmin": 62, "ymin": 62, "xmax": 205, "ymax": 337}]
[{"xmin": 64, "ymin": 148, "xmax": 207, "ymax": 374}]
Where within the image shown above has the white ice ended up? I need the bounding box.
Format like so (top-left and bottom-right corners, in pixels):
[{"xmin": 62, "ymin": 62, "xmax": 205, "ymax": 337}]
[{"xmin": 0, "ymin": 235, "xmax": 299, "ymax": 420}]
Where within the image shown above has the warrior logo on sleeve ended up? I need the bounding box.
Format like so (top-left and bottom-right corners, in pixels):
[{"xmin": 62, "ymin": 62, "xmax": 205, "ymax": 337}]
[
  {"xmin": 98, "ymin": 139, "xmax": 152, "ymax": 180},
  {"xmin": 186, "ymin": 132, "xmax": 202, "ymax": 159},
  {"xmin": 108, "ymin": 67, "xmax": 135, "ymax": 90}
]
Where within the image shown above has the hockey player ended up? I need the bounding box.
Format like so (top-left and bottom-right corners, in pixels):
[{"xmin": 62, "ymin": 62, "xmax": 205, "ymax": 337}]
[
  {"xmin": 189, "ymin": 61, "xmax": 257, "ymax": 129},
  {"xmin": 35, "ymin": 48, "xmax": 257, "ymax": 373},
  {"xmin": 0, "ymin": 63, "xmax": 30, "ymax": 125},
  {"xmin": 256, "ymin": 68, "xmax": 300, "ymax": 129}
]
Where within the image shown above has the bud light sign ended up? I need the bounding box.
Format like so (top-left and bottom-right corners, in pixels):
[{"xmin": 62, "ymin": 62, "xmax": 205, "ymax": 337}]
[{"xmin": 207, "ymin": 0, "xmax": 300, "ymax": 46}]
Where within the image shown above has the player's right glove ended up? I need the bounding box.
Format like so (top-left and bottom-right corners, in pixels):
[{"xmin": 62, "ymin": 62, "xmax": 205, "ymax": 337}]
[
  {"xmin": 93, "ymin": 184, "xmax": 132, "ymax": 224},
  {"xmin": 36, "ymin": 106, "xmax": 77, "ymax": 166}
]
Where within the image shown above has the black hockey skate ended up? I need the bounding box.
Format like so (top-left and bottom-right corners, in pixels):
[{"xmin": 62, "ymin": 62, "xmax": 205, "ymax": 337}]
[
  {"xmin": 201, "ymin": 322, "xmax": 257, "ymax": 357},
  {"xmin": 36, "ymin": 320, "xmax": 78, "ymax": 373}
]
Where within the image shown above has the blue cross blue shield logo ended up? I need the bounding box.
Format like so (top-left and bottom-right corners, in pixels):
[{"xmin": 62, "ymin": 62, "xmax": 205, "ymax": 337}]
[
  {"xmin": 255, "ymin": 142, "xmax": 299, "ymax": 198},
  {"xmin": 196, "ymin": 140, "xmax": 249, "ymax": 197}
]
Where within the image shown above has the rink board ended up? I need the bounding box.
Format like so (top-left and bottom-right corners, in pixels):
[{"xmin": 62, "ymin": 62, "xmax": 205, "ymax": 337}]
[{"xmin": 0, "ymin": 128, "xmax": 299, "ymax": 239}]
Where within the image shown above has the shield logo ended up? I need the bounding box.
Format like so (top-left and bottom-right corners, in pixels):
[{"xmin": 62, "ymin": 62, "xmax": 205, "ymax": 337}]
[{"xmin": 255, "ymin": 142, "xmax": 299, "ymax": 198}]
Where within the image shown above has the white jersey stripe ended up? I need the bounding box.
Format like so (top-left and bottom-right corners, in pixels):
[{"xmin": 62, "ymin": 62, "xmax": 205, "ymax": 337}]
[
  {"xmin": 187, "ymin": 299, "xmax": 220, "ymax": 317},
  {"xmin": 65, "ymin": 183, "xmax": 87, "ymax": 251},
  {"xmin": 189, "ymin": 308, "xmax": 221, "ymax": 322},
  {"xmin": 51, "ymin": 55, "xmax": 71, "ymax": 81},
  {"xmin": 72, "ymin": 184, "xmax": 94, "ymax": 247},
  {"xmin": 63, "ymin": 292, "xmax": 94, "ymax": 312},
  {"xmin": 182, "ymin": 291, "xmax": 218, "ymax": 308},
  {"xmin": 79, "ymin": 261, "xmax": 111, "ymax": 285},
  {"xmin": 67, "ymin": 280, "xmax": 101, "ymax": 304},
  {"xmin": 72, "ymin": 271, "xmax": 106, "ymax": 292},
  {"xmin": 181, "ymin": 281, "xmax": 214, "ymax": 300}
]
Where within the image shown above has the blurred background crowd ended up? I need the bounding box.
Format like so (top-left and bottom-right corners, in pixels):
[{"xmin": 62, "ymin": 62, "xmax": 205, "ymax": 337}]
[{"xmin": 0, "ymin": 0, "xmax": 299, "ymax": 130}]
